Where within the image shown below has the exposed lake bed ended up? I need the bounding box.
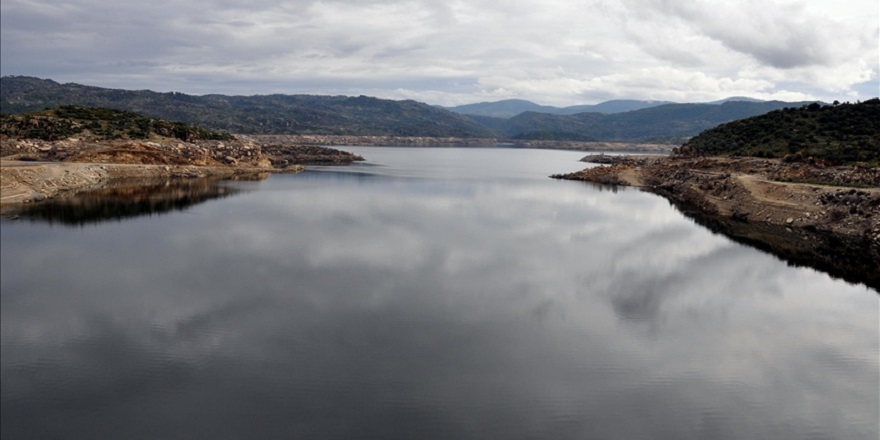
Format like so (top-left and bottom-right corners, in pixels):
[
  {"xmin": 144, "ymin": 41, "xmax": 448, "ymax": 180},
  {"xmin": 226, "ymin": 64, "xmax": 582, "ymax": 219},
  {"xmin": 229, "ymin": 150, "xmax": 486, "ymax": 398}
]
[{"xmin": 555, "ymin": 154, "xmax": 880, "ymax": 290}]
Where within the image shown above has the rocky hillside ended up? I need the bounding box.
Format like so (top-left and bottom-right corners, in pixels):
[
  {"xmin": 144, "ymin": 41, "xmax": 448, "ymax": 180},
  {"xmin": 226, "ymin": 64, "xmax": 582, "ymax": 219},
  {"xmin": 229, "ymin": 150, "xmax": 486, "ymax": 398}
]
[
  {"xmin": 0, "ymin": 106, "xmax": 233, "ymax": 142},
  {"xmin": 679, "ymin": 99, "xmax": 880, "ymax": 165},
  {"xmin": 1, "ymin": 106, "xmax": 363, "ymax": 170}
]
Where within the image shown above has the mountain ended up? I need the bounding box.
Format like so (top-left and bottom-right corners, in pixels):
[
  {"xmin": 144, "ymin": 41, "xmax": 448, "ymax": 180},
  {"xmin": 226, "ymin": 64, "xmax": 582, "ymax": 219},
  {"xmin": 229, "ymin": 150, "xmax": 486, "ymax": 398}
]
[
  {"xmin": 440, "ymin": 99, "xmax": 563, "ymax": 118},
  {"xmin": 1, "ymin": 76, "xmax": 820, "ymax": 143},
  {"xmin": 708, "ymin": 96, "xmax": 765, "ymax": 104},
  {"xmin": 682, "ymin": 99, "xmax": 880, "ymax": 165},
  {"xmin": 443, "ymin": 99, "xmax": 674, "ymax": 118},
  {"xmin": 0, "ymin": 76, "xmax": 495, "ymax": 138},
  {"xmin": 479, "ymin": 100, "xmax": 818, "ymax": 142},
  {"xmin": 445, "ymin": 98, "xmax": 776, "ymax": 118},
  {"xmin": 559, "ymin": 99, "xmax": 676, "ymax": 115}
]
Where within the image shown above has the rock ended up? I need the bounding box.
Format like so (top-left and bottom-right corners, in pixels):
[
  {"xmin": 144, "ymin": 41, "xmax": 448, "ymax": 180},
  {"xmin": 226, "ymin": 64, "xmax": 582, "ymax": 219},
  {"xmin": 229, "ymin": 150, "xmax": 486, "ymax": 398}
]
[{"xmin": 580, "ymin": 154, "xmax": 626, "ymax": 164}]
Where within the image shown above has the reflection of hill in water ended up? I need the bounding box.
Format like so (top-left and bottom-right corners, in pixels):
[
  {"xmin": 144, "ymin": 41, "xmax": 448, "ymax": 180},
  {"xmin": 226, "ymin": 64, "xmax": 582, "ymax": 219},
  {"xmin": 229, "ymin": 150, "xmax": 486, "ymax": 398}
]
[
  {"xmin": 10, "ymin": 177, "xmax": 258, "ymax": 226},
  {"xmin": 676, "ymin": 206, "xmax": 879, "ymax": 293}
]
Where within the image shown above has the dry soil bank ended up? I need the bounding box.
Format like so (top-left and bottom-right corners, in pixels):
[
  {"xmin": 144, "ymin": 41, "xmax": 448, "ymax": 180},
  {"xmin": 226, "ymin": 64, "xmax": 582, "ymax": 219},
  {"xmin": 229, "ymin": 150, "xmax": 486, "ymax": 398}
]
[{"xmin": 554, "ymin": 156, "xmax": 880, "ymax": 290}]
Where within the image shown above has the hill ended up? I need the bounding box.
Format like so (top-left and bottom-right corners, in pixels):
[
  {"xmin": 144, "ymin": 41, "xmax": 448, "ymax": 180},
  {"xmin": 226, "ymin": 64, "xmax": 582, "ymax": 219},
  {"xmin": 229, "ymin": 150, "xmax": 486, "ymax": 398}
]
[
  {"xmin": 708, "ymin": 96, "xmax": 765, "ymax": 104},
  {"xmin": 444, "ymin": 99, "xmax": 673, "ymax": 118},
  {"xmin": 681, "ymin": 99, "xmax": 880, "ymax": 165},
  {"xmin": 491, "ymin": 100, "xmax": 815, "ymax": 142},
  {"xmin": 0, "ymin": 106, "xmax": 364, "ymax": 178},
  {"xmin": 0, "ymin": 76, "xmax": 816, "ymax": 143},
  {"xmin": 441, "ymin": 99, "xmax": 564, "ymax": 118},
  {"xmin": 568, "ymin": 99, "xmax": 677, "ymax": 114},
  {"xmin": 0, "ymin": 105, "xmax": 234, "ymax": 141},
  {"xmin": 0, "ymin": 76, "xmax": 494, "ymax": 138}
]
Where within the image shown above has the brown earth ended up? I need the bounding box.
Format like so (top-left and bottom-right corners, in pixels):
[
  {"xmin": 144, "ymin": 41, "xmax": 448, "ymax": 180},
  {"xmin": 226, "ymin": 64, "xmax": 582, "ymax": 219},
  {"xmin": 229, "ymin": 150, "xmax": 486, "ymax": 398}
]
[
  {"xmin": 553, "ymin": 156, "xmax": 880, "ymax": 290},
  {"xmin": 555, "ymin": 156, "xmax": 879, "ymax": 238},
  {"xmin": 0, "ymin": 161, "xmax": 258, "ymax": 208},
  {"xmin": 0, "ymin": 135, "xmax": 364, "ymax": 205}
]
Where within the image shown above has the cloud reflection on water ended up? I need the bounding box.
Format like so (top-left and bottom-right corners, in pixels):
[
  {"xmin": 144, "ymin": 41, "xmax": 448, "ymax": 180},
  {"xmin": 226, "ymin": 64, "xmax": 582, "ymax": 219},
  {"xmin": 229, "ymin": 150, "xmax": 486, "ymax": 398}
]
[{"xmin": 1, "ymin": 148, "xmax": 877, "ymax": 439}]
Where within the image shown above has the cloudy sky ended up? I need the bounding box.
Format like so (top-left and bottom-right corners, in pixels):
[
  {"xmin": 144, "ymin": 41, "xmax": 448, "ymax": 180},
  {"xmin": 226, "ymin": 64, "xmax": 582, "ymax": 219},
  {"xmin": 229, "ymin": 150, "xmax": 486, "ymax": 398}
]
[{"xmin": 1, "ymin": 0, "xmax": 877, "ymax": 106}]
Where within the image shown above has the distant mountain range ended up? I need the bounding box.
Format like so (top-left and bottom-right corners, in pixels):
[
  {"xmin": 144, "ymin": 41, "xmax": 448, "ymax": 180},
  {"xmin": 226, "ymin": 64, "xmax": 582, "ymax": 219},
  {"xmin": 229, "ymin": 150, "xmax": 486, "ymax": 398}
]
[
  {"xmin": 441, "ymin": 99, "xmax": 676, "ymax": 118},
  {"xmin": 475, "ymin": 100, "xmax": 819, "ymax": 143},
  {"xmin": 441, "ymin": 97, "xmax": 767, "ymax": 118},
  {"xmin": 0, "ymin": 76, "xmax": 817, "ymax": 143},
  {"xmin": 0, "ymin": 76, "xmax": 494, "ymax": 138}
]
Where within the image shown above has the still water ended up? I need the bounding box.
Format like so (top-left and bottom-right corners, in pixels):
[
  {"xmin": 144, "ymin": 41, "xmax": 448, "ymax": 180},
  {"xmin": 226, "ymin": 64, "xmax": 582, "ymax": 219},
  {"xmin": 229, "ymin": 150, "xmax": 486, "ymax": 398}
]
[{"xmin": 1, "ymin": 147, "xmax": 877, "ymax": 439}]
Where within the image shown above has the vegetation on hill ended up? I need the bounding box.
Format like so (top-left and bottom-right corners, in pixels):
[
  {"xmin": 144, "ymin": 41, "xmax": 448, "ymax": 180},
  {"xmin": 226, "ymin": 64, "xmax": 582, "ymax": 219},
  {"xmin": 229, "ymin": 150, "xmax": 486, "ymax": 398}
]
[
  {"xmin": 492, "ymin": 101, "xmax": 815, "ymax": 142},
  {"xmin": 501, "ymin": 111, "xmax": 604, "ymax": 141},
  {"xmin": 0, "ymin": 76, "xmax": 494, "ymax": 138},
  {"xmin": 443, "ymin": 99, "xmax": 566, "ymax": 118},
  {"xmin": 0, "ymin": 76, "xmax": 823, "ymax": 142},
  {"xmin": 681, "ymin": 99, "xmax": 880, "ymax": 165},
  {"xmin": 0, "ymin": 105, "xmax": 234, "ymax": 141},
  {"xmin": 444, "ymin": 99, "xmax": 674, "ymax": 118}
]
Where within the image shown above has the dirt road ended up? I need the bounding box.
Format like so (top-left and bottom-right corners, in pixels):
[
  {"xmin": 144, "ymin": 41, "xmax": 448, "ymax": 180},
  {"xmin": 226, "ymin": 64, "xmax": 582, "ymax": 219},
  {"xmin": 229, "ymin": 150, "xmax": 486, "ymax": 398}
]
[{"xmin": 554, "ymin": 156, "xmax": 880, "ymax": 240}]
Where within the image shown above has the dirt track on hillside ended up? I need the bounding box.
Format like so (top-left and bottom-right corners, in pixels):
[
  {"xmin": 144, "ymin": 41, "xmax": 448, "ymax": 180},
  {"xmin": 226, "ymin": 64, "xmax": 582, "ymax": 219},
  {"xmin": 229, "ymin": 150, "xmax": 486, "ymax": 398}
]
[
  {"xmin": 554, "ymin": 156, "xmax": 880, "ymax": 290},
  {"xmin": 555, "ymin": 156, "xmax": 880, "ymax": 240}
]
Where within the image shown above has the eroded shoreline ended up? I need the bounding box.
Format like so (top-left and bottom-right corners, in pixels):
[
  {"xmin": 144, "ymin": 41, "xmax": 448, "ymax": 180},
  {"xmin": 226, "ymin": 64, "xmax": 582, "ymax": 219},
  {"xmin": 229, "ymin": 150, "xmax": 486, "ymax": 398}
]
[
  {"xmin": 554, "ymin": 155, "xmax": 880, "ymax": 290},
  {"xmin": 0, "ymin": 135, "xmax": 364, "ymax": 206},
  {"xmin": 4, "ymin": 137, "xmax": 878, "ymax": 289},
  {"xmin": 0, "ymin": 135, "xmax": 673, "ymax": 207},
  {"xmin": 0, "ymin": 161, "xmax": 273, "ymax": 206}
]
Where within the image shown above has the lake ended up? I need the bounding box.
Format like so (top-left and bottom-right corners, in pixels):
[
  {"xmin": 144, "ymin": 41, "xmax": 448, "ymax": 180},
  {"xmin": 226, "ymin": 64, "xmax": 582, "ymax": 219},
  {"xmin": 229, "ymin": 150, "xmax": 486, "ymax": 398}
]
[{"xmin": 1, "ymin": 147, "xmax": 877, "ymax": 439}]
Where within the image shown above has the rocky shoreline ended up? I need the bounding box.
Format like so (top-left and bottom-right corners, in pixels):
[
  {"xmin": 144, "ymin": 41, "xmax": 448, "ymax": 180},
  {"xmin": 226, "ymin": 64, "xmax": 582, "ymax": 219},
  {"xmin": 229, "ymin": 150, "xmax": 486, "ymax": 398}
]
[
  {"xmin": 0, "ymin": 161, "xmax": 259, "ymax": 207},
  {"xmin": 0, "ymin": 135, "xmax": 364, "ymax": 205},
  {"xmin": 553, "ymin": 156, "xmax": 880, "ymax": 290},
  {"xmin": 1, "ymin": 135, "xmax": 674, "ymax": 206}
]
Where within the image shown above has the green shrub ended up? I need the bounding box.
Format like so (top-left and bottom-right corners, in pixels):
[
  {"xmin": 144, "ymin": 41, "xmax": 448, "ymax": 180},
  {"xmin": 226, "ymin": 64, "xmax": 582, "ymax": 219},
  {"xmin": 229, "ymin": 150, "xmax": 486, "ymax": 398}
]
[
  {"xmin": 683, "ymin": 99, "xmax": 879, "ymax": 165},
  {"xmin": 0, "ymin": 105, "xmax": 234, "ymax": 141}
]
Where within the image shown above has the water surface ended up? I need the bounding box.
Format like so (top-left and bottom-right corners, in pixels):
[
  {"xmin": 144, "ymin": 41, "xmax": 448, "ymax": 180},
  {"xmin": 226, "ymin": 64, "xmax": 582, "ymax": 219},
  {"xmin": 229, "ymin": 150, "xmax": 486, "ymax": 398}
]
[{"xmin": 2, "ymin": 147, "xmax": 877, "ymax": 439}]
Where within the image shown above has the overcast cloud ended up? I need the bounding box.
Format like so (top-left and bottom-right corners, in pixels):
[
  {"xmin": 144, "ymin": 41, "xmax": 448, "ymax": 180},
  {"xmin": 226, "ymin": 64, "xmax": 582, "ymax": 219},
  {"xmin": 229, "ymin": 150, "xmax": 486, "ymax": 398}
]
[{"xmin": 1, "ymin": 0, "xmax": 877, "ymax": 106}]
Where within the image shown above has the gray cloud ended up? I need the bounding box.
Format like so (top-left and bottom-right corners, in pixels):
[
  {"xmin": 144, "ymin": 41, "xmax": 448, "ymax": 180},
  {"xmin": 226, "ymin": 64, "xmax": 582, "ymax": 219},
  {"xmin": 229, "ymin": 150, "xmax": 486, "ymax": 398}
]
[
  {"xmin": 1, "ymin": 0, "xmax": 877, "ymax": 105},
  {"xmin": 628, "ymin": 0, "xmax": 841, "ymax": 68}
]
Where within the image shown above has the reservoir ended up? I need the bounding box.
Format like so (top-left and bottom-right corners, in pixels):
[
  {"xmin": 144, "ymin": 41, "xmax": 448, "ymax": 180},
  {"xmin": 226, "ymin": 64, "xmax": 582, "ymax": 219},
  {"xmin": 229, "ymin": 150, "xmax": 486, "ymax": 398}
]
[{"xmin": 1, "ymin": 147, "xmax": 877, "ymax": 439}]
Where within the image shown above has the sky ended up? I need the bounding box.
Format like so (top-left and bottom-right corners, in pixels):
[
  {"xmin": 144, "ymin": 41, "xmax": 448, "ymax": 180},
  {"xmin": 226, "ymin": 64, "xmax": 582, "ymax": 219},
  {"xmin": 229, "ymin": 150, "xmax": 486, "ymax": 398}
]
[{"xmin": 1, "ymin": 0, "xmax": 878, "ymax": 106}]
